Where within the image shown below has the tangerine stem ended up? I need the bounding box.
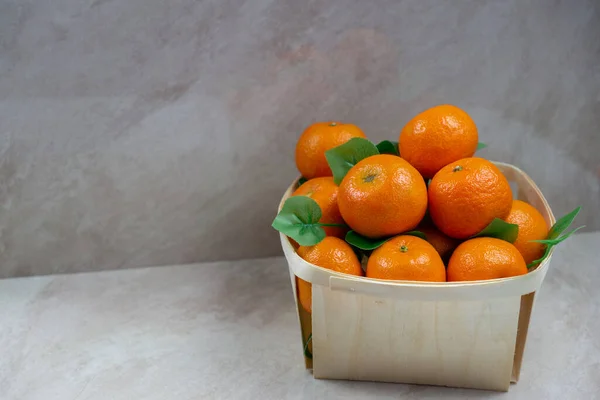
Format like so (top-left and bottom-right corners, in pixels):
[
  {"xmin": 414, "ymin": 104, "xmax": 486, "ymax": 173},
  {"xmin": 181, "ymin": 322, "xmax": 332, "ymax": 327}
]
[
  {"xmin": 363, "ymin": 173, "xmax": 377, "ymax": 183},
  {"xmin": 400, "ymin": 245, "xmax": 408, "ymax": 253},
  {"xmin": 453, "ymin": 165, "xmax": 463, "ymax": 172},
  {"xmin": 329, "ymin": 122, "xmax": 337, "ymax": 126}
]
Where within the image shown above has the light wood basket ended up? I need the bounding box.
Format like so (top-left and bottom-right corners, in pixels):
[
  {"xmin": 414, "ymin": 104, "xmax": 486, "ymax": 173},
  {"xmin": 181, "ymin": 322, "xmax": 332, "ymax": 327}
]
[{"xmin": 278, "ymin": 162, "xmax": 556, "ymax": 392}]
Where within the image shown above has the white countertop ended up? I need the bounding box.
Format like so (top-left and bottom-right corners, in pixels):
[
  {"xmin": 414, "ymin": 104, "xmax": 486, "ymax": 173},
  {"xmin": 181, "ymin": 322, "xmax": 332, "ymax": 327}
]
[{"xmin": 1, "ymin": 232, "xmax": 599, "ymax": 400}]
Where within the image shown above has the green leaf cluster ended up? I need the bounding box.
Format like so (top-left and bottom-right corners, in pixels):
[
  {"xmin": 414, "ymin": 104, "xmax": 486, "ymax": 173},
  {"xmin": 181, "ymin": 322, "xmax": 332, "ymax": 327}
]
[
  {"xmin": 527, "ymin": 207, "xmax": 583, "ymax": 268},
  {"xmin": 271, "ymin": 196, "xmax": 328, "ymax": 246}
]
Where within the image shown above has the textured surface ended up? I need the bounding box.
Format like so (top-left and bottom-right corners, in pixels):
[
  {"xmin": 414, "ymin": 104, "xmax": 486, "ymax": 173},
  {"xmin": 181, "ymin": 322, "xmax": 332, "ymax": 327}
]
[
  {"xmin": 1, "ymin": 0, "xmax": 599, "ymax": 276},
  {"xmin": 1, "ymin": 232, "xmax": 599, "ymax": 399}
]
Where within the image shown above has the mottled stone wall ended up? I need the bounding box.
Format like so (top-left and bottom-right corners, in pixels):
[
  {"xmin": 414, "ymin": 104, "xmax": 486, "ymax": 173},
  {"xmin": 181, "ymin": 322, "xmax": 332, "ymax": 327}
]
[{"xmin": 0, "ymin": 0, "xmax": 598, "ymax": 277}]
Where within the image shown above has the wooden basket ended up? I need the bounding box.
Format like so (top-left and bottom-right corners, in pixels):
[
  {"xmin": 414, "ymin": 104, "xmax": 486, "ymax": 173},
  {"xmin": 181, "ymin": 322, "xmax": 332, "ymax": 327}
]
[{"xmin": 278, "ymin": 162, "xmax": 556, "ymax": 392}]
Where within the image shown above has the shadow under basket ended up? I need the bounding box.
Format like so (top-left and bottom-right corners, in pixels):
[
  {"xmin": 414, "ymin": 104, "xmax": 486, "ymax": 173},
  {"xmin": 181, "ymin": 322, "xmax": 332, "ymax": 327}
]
[{"xmin": 279, "ymin": 162, "xmax": 556, "ymax": 392}]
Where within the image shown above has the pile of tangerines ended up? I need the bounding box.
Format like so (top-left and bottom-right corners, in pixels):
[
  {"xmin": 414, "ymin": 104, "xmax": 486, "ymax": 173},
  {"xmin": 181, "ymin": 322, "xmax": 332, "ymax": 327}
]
[{"xmin": 273, "ymin": 104, "xmax": 580, "ymax": 314}]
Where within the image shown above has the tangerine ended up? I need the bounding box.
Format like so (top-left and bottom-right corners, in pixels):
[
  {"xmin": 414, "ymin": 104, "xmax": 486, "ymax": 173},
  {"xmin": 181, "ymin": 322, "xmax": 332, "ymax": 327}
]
[
  {"xmin": 417, "ymin": 221, "xmax": 460, "ymax": 263},
  {"xmin": 367, "ymin": 235, "xmax": 446, "ymax": 281},
  {"xmin": 399, "ymin": 104, "xmax": 478, "ymax": 178},
  {"xmin": 447, "ymin": 237, "xmax": 528, "ymax": 281},
  {"xmin": 428, "ymin": 157, "xmax": 512, "ymax": 239},
  {"xmin": 338, "ymin": 154, "xmax": 427, "ymax": 238},
  {"xmin": 295, "ymin": 122, "xmax": 366, "ymax": 179}
]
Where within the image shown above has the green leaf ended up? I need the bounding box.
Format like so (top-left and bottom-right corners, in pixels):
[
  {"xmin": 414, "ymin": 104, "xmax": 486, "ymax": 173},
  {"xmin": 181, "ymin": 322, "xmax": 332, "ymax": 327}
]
[
  {"xmin": 531, "ymin": 226, "xmax": 585, "ymax": 246},
  {"xmin": 272, "ymin": 196, "xmax": 326, "ymax": 246},
  {"xmin": 547, "ymin": 206, "xmax": 581, "ymax": 240},
  {"xmin": 345, "ymin": 230, "xmax": 427, "ymax": 250},
  {"xmin": 345, "ymin": 230, "xmax": 390, "ymax": 250},
  {"xmin": 527, "ymin": 207, "xmax": 583, "ymax": 268},
  {"xmin": 472, "ymin": 218, "xmax": 519, "ymax": 243},
  {"xmin": 376, "ymin": 140, "xmax": 400, "ymax": 156},
  {"xmin": 404, "ymin": 230, "xmax": 427, "ymax": 240},
  {"xmin": 303, "ymin": 333, "xmax": 313, "ymax": 359},
  {"xmin": 325, "ymin": 138, "xmax": 379, "ymax": 185},
  {"xmin": 477, "ymin": 142, "xmax": 487, "ymax": 150},
  {"xmin": 297, "ymin": 177, "xmax": 308, "ymax": 186}
]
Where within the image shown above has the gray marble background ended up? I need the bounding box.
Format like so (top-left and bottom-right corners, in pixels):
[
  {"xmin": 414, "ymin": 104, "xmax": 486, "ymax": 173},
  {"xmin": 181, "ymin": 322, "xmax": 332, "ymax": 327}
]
[{"xmin": 0, "ymin": 0, "xmax": 599, "ymax": 277}]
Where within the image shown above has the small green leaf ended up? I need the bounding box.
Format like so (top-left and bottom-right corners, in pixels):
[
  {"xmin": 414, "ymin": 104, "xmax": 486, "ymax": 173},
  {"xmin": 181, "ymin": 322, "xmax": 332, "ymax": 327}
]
[
  {"xmin": 376, "ymin": 140, "xmax": 400, "ymax": 156},
  {"xmin": 547, "ymin": 206, "xmax": 581, "ymax": 240},
  {"xmin": 303, "ymin": 333, "xmax": 313, "ymax": 359},
  {"xmin": 472, "ymin": 218, "xmax": 519, "ymax": 243},
  {"xmin": 298, "ymin": 177, "xmax": 308, "ymax": 186},
  {"xmin": 531, "ymin": 226, "xmax": 585, "ymax": 246},
  {"xmin": 345, "ymin": 230, "xmax": 390, "ymax": 250},
  {"xmin": 325, "ymin": 138, "xmax": 379, "ymax": 185},
  {"xmin": 404, "ymin": 230, "xmax": 427, "ymax": 240},
  {"xmin": 477, "ymin": 142, "xmax": 487, "ymax": 150},
  {"xmin": 272, "ymin": 196, "xmax": 326, "ymax": 246},
  {"xmin": 527, "ymin": 207, "xmax": 583, "ymax": 268},
  {"xmin": 531, "ymin": 239, "xmax": 562, "ymax": 246}
]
